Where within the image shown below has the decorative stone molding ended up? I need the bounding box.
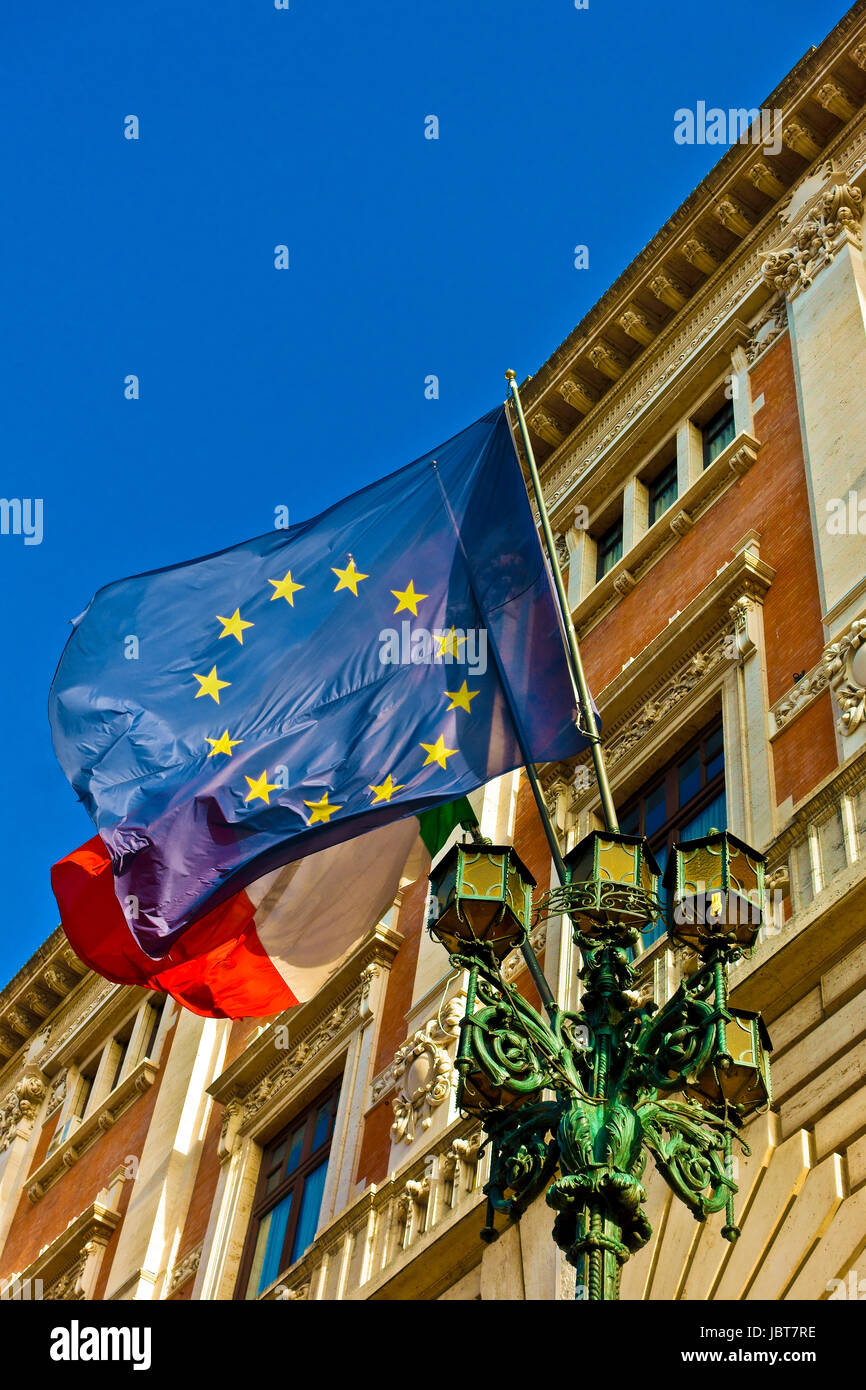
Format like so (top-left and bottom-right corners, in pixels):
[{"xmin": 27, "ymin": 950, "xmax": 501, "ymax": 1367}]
[
  {"xmin": 649, "ymin": 269, "xmax": 690, "ymax": 310},
  {"xmin": 209, "ymin": 927, "xmax": 403, "ymax": 1159},
  {"xmin": 557, "ymin": 375, "xmax": 599, "ymax": 414},
  {"xmin": 770, "ymin": 662, "xmax": 830, "ymax": 736},
  {"xmin": 167, "ymin": 1244, "xmax": 202, "ymax": 1296},
  {"xmin": 0, "ymin": 1069, "xmax": 46, "ymax": 1152},
  {"xmin": 748, "ymin": 160, "xmax": 787, "ymax": 199},
  {"xmin": 746, "ymin": 295, "xmax": 788, "ymax": 363},
  {"xmin": 762, "ymin": 182, "xmax": 864, "ymax": 298},
  {"xmin": 581, "ymin": 632, "xmax": 731, "ymax": 790},
  {"xmin": 386, "ymin": 997, "xmax": 464, "ymax": 1146},
  {"xmin": 588, "ymin": 341, "xmax": 629, "ymax": 380},
  {"xmin": 682, "ymin": 236, "xmax": 720, "ymax": 275},
  {"xmin": 782, "ymin": 115, "xmax": 823, "ymax": 161},
  {"xmin": 530, "ymin": 409, "xmax": 565, "ymax": 447},
  {"xmin": 618, "ymin": 306, "xmax": 657, "ymax": 347},
  {"xmin": 669, "ymin": 509, "xmax": 694, "ymax": 538},
  {"xmin": 824, "ymin": 618, "xmax": 866, "ymax": 735},
  {"xmin": 241, "ymin": 994, "xmax": 362, "ymax": 1130},
  {"xmin": 396, "ymin": 1177, "xmax": 430, "ymax": 1228},
  {"xmin": 714, "ymin": 195, "xmax": 755, "ymax": 237},
  {"xmin": 613, "ymin": 569, "xmax": 637, "ymax": 597},
  {"xmin": 816, "ymin": 79, "xmax": 857, "ymax": 121}
]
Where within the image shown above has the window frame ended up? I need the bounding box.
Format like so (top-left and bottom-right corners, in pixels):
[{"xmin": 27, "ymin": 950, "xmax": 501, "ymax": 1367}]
[
  {"xmin": 236, "ymin": 1077, "xmax": 342, "ymax": 1299},
  {"xmin": 701, "ymin": 399, "xmax": 736, "ymax": 469},
  {"xmin": 648, "ymin": 458, "xmax": 678, "ymax": 526},
  {"xmin": 595, "ymin": 518, "xmax": 624, "ymax": 583}
]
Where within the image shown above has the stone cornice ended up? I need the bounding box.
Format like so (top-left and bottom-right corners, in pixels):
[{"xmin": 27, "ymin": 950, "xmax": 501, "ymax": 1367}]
[
  {"xmin": 0, "ymin": 930, "xmax": 89, "ymax": 1074},
  {"xmin": 518, "ymin": 1, "xmax": 866, "ymax": 425}
]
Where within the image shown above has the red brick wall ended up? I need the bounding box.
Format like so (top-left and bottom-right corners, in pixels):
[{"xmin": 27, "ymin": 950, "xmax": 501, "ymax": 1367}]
[
  {"xmin": 0, "ymin": 1018, "xmax": 178, "ymax": 1282},
  {"xmin": 355, "ymin": 1097, "xmax": 393, "ymax": 1187},
  {"xmin": 772, "ymin": 692, "xmax": 838, "ymax": 807}
]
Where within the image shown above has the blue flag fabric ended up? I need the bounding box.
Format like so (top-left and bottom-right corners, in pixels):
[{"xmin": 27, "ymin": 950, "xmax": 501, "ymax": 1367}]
[{"xmin": 50, "ymin": 406, "xmax": 586, "ymax": 959}]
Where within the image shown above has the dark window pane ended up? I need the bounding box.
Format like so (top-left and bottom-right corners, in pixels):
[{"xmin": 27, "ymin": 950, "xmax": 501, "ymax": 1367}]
[
  {"xmin": 290, "ymin": 1160, "xmax": 329, "ymax": 1265},
  {"xmin": 702, "ymin": 401, "xmax": 736, "ymax": 468},
  {"xmin": 645, "ymin": 782, "xmax": 667, "ymax": 837},
  {"xmin": 705, "ymin": 725, "xmax": 724, "ymax": 781},
  {"xmin": 285, "ymin": 1124, "xmax": 305, "ymax": 1175},
  {"xmin": 619, "ymin": 806, "xmax": 640, "ymax": 837},
  {"xmin": 681, "ymin": 790, "xmax": 727, "ymax": 840},
  {"xmin": 649, "ymin": 461, "xmax": 678, "ymax": 525},
  {"xmin": 312, "ymin": 1102, "xmax": 332, "ymax": 1153},
  {"xmin": 678, "ymin": 750, "xmax": 701, "ymax": 807},
  {"xmin": 596, "ymin": 521, "xmax": 623, "ymax": 582}
]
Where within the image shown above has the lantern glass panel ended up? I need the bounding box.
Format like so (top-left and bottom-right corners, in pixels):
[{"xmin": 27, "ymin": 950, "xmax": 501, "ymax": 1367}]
[
  {"xmin": 461, "ymin": 850, "xmax": 507, "ymax": 903},
  {"xmin": 680, "ymin": 840, "xmax": 726, "ymax": 897},
  {"xmin": 597, "ymin": 839, "xmax": 639, "ymax": 887},
  {"xmin": 727, "ymin": 844, "xmax": 761, "ymax": 900}
]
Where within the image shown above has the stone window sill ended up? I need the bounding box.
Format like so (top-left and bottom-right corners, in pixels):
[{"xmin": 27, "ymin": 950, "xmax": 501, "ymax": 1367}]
[
  {"xmin": 27, "ymin": 1057, "xmax": 157, "ymax": 1203},
  {"xmin": 575, "ymin": 429, "xmax": 761, "ymax": 637}
]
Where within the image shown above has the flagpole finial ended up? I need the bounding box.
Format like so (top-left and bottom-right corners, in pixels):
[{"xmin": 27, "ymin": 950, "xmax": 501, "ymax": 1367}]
[{"xmin": 505, "ymin": 369, "xmax": 516, "ymax": 382}]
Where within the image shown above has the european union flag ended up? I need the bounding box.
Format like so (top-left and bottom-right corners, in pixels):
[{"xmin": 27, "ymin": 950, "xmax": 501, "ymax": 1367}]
[{"xmin": 50, "ymin": 406, "xmax": 586, "ymax": 958}]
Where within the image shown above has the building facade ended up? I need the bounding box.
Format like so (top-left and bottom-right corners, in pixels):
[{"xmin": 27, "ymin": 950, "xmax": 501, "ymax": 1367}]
[{"xmin": 2, "ymin": 2, "xmax": 866, "ymax": 1303}]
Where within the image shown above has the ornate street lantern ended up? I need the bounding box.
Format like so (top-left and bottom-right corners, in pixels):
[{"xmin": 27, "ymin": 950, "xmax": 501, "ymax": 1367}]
[
  {"xmin": 427, "ymin": 842, "xmax": 535, "ymax": 961},
  {"xmin": 686, "ymin": 1008, "xmax": 773, "ymax": 1118},
  {"xmin": 563, "ymin": 831, "xmax": 661, "ymax": 938},
  {"xmin": 664, "ymin": 829, "xmax": 765, "ymax": 954}
]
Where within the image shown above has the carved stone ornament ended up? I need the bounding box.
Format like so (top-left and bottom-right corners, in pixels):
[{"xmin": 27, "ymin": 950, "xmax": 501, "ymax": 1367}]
[
  {"xmin": 762, "ymin": 183, "xmax": 864, "ymax": 298},
  {"xmin": 167, "ymin": 1244, "xmax": 202, "ymax": 1295},
  {"xmin": 771, "ymin": 663, "xmax": 829, "ymax": 733},
  {"xmin": 0, "ymin": 1073, "xmax": 46, "ymax": 1152},
  {"xmin": 44, "ymin": 1245, "xmax": 93, "ymax": 1302},
  {"xmin": 390, "ymin": 1001, "xmax": 464, "ymax": 1146},
  {"xmin": 746, "ymin": 295, "xmax": 787, "ymax": 364},
  {"xmin": 823, "ymin": 619, "xmax": 866, "ymax": 735}
]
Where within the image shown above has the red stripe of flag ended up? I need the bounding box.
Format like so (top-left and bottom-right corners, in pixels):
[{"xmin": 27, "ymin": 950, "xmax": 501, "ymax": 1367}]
[{"xmin": 51, "ymin": 838, "xmax": 296, "ymax": 1019}]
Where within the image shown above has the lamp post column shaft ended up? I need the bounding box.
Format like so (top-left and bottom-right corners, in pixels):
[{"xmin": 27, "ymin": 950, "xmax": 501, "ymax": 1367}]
[{"xmin": 505, "ymin": 371, "xmax": 619, "ymax": 834}]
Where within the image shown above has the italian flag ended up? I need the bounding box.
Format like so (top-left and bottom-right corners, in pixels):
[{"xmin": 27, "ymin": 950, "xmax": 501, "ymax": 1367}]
[{"xmin": 51, "ymin": 799, "xmax": 476, "ymax": 1019}]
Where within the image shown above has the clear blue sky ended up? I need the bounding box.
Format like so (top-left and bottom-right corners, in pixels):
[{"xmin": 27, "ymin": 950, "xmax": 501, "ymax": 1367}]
[{"xmin": 0, "ymin": 0, "xmax": 850, "ymax": 982}]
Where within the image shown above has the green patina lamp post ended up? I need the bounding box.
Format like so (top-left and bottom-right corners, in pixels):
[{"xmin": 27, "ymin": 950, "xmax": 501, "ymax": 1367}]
[{"xmin": 427, "ymin": 827, "xmax": 773, "ymax": 1300}]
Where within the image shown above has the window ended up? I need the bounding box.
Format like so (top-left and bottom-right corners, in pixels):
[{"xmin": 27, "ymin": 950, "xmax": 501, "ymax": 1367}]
[
  {"xmin": 648, "ymin": 459, "xmax": 678, "ymax": 526},
  {"xmin": 702, "ymin": 400, "xmax": 736, "ymax": 468},
  {"xmin": 617, "ymin": 719, "xmax": 726, "ymax": 948},
  {"xmin": 239, "ymin": 1079, "xmax": 341, "ymax": 1299},
  {"xmin": 595, "ymin": 519, "xmax": 623, "ymax": 582}
]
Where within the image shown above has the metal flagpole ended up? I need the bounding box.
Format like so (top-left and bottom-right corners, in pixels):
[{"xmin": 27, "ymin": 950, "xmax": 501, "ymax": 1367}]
[{"xmin": 505, "ymin": 370, "xmax": 619, "ymax": 834}]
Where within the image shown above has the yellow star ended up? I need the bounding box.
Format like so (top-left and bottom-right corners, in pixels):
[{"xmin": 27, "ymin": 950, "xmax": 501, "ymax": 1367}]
[
  {"xmin": 420, "ymin": 735, "xmax": 458, "ymax": 770},
  {"xmin": 435, "ymin": 627, "xmax": 467, "ymax": 659},
  {"xmin": 216, "ymin": 609, "xmax": 254, "ymax": 644},
  {"xmin": 331, "ymin": 557, "xmax": 369, "ymax": 597},
  {"xmin": 369, "ymin": 773, "xmax": 405, "ymax": 804},
  {"xmin": 244, "ymin": 770, "xmax": 279, "ymax": 805},
  {"xmin": 193, "ymin": 666, "xmax": 230, "ymax": 704},
  {"xmin": 269, "ymin": 570, "xmax": 305, "ymax": 606},
  {"xmin": 304, "ymin": 791, "xmax": 343, "ymax": 825},
  {"xmin": 444, "ymin": 681, "xmax": 479, "ymax": 713},
  {"xmin": 391, "ymin": 580, "xmax": 428, "ymax": 616},
  {"xmin": 206, "ymin": 730, "xmax": 243, "ymax": 758}
]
